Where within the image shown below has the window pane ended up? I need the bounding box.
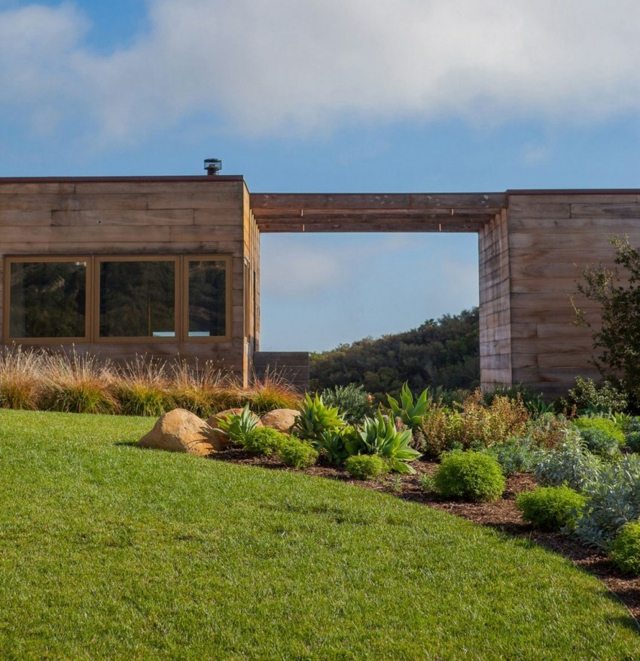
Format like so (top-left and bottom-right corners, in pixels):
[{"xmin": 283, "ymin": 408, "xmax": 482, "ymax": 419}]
[
  {"xmin": 188, "ymin": 260, "xmax": 226, "ymax": 337},
  {"xmin": 10, "ymin": 261, "xmax": 86, "ymax": 338},
  {"xmin": 99, "ymin": 261, "xmax": 175, "ymax": 337}
]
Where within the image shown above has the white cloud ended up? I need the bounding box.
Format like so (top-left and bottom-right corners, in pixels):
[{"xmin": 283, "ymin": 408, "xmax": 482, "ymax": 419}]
[{"xmin": 2, "ymin": 1, "xmax": 640, "ymax": 141}]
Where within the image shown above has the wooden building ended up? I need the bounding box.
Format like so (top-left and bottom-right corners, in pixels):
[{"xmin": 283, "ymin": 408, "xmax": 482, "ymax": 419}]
[{"xmin": 0, "ymin": 174, "xmax": 638, "ymax": 395}]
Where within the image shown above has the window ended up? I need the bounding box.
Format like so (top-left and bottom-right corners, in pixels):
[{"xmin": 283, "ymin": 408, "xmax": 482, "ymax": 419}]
[
  {"xmin": 7, "ymin": 258, "xmax": 88, "ymax": 339},
  {"xmin": 3, "ymin": 255, "xmax": 230, "ymax": 342}
]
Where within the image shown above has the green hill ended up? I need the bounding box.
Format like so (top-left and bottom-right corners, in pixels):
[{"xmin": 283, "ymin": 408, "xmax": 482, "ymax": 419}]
[{"xmin": 310, "ymin": 307, "xmax": 479, "ymax": 397}]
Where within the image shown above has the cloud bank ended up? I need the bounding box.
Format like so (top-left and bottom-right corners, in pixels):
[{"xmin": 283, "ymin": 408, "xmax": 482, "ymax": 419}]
[{"xmin": 2, "ymin": 1, "xmax": 640, "ymax": 141}]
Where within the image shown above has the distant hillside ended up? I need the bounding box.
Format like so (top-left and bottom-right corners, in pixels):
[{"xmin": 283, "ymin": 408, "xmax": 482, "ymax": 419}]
[{"xmin": 310, "ymin": 308, "xmax": 479, "ymax": 397}]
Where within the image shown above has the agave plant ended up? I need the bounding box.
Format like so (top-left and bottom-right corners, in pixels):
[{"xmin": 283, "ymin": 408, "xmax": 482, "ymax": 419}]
[
  {"xmin": 347, "ymin": 411, "xmax": 421, "ymax": 474},
  {"xmin": 216, "ymin": 404, "xmax": 260, "ymax": 445},
  {"xmin": 387, "ymin": 382, "xmax": 430, "ymax": 428},
  {"xmin": 311, "ymin": 427, "xmax": 355, "ymax": 467},
  {"xmin": 293, "ymin": 394, "xmax": 345, "ymax": 441}
]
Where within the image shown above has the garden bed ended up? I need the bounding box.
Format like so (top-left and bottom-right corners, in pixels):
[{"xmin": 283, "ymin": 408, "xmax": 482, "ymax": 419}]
[{"xmin": 210, "ymin": 449, "xmax": 640, "ymax": 623}]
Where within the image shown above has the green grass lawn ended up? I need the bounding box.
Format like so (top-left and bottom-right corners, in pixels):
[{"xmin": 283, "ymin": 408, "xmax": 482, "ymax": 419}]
[{"xmin": 0, "ymin": 410, "xmax": 639, "ymax": 660}]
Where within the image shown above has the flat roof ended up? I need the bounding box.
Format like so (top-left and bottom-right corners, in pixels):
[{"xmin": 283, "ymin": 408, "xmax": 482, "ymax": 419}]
[{"xmin": 0, "ymin": 175, "xmax": 244, "ymax": 183}]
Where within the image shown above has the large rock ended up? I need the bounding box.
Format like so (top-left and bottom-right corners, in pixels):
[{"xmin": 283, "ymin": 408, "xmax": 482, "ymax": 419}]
[
  {"xmin": 260, "ymin": 408, "xmax": 300, "ymax": 433},
  {"xmin": 139, "ymin": 409, "xmax": 216, "ymax": 456}
]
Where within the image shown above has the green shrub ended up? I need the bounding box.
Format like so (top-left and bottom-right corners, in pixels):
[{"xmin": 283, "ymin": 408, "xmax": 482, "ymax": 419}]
[
  {"xmin": 483, "ymin": 437, "xmax": 543, "ymax": 476},
  {"xmin": 611, "ymin": 522, "xmax": 640, "ymax": 575},
  {"xmin": 242, "ymin": 427, "xmax": 288, "ymax": 457},
  {"xmin": 312, "ymin": 427, "xmax": 354, "ymax": 467},
  {"xmin": 575, "ymin": 455, "xmax": 640, "ymax": 549},
  {"xmin": 625, "ymin": 430, "xmax": 640, "ymax": 453},
  {"xmin": 534, "ymin": 433, "xmax": 601, "ymax": 492},
  {"xmin": 320, "ymin": 383, "xmax": 372, "ymax": 425},
  {"xmin": 566, "ymin": 376, "xmax": 628, "ymax": 416},
  {"xmin": 345, "ymin": 455, "xmax": 388, "ymax": 480},
  {"xmin": 434, "ymin": 451, "xmax": 505, "ymax": 502},
  {"xmin": 346, "ymin": 411, "xmax": 421, "ymax": 474},
  {"xmin": 573, "ymin": 416, "xmax": 625, "ymax": 447},
  {"xmin": 576, "ymin": 427, "xmax": 621, "ymax": 460},
  {"xmin": 293, "ymin": 394, "xmax": 345, "ymax": 441},
  {"xmin": 279, "ymin": 438, "xmax": 319, "ymax": 469},
  {"xmin": 215, "ymin": 404, "xmax": 260, "ymax": 445},
  {"xmin": 387, "ymin": 382, "xmax": 430, "ymax": 428},
  {"xmin": 516, "ymin": 486, "xmax": 586, "ymax": 531}
]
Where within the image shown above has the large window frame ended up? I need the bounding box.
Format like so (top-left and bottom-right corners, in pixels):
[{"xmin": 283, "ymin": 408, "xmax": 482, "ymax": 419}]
[{"xmin": 3, "ymin": 254, "xmax": 232, "ymax": 344}]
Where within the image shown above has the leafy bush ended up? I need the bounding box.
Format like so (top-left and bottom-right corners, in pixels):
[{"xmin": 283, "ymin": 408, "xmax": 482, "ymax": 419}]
[
  {"xmin": 387, "ymin": 382, "xmax": 430, "ymax": 428},
  {"xmin": 293, "ymin": 394, "xmax": 345, "ymax": 441},
  {"xmin": 625, "ymin": 431, "xmax": 640, "ymax": 453},
  {"xmin": 279, "ymin": 438, "xmax": 319, "ymax": 469},
  {"xmin": 573, "ymin": 417, "xmax": 625, "ymax": 446},
  {"xmin": 484, "ymin": 385, "xmax": 554, "ymax": 417},
  {"xmin": 241, "ymin": 427, "xmax": 288, "ymax": 457},
  {"xmin": 483, "ymin": 437, "xmax": 543, "ymax": 476},
  {"xmin": 611, "ymin": 522, "xmax": 640, "ymax": 575},
  {"xmin": 534, "ymin": 433, "xmax": 601, "ymax": 492},
  {"xmin": 516, "ymin": 486, "xmax": 586, "ymax": 531},
  {"xmin": 347, "ymin": 411, "xmax": 421, "ymax": 474},
  {"xmin": 575, "ymin": 455, "xmax": 640, "ymax": 549},
  {"xmin": 434, "ymin": 451, "xmax": 505, "ymax": 502},
  {"xmin": 420, "ymin": 391, "xmax": 530, "ymax": 458},
  {"xmin": 526, "ymin": 412, "xmax": 571, "ymax": 449},
  {"xmin": 576, "ymin": 428, "xmax": 621, "ymax": 460},
  {"xmin": 566, "ymin": 376, "xmax": 628, "ymax": 416},
  {"xmin": 311, "ymin": 427, "xmax": 354, "ymax": 467},
  {"xmin": 345, "ymin": 455, "xmax": 388, "ymax": 480},
  {"xmin": 320, "ymin": 383, "xmax": 372, "ymax": 425},
  {"xmin": 215, "ymin": 405, "xmax": 260, "ymax": 445}
]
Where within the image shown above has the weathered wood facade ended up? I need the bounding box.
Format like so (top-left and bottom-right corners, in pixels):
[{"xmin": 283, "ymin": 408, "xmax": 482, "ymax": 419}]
[{"xmin": 1, "ymin": 175, "xmax": 638, "ymax": 395}]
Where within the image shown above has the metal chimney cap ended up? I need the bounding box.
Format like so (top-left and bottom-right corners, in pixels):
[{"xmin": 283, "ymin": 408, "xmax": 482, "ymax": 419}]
[{"xmin": 204, "ymin": 158, "xmax": 222, "ymax": 175}]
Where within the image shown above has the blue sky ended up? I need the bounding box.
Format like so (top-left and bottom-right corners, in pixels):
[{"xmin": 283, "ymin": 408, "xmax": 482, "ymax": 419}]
[{"xmin": 1, "ymin": 1, "xmax": 640, "ymax": 350}]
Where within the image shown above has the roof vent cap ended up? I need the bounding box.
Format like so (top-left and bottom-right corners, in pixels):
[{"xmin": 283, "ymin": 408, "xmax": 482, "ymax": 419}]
[{"xmin": 204, "ymin": 158, "xmax": 222, "ymax": 176}]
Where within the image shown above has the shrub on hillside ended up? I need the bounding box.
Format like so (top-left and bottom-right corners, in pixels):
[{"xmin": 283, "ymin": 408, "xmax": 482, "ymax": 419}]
[
  {"xmin": 516, "ymin": 486, "xmax": 586, "ymax": 532},
  {"xmin": 293, "ymin": 394, "xmax": 345, "ymax": 441},
  {"xmin": 345, "ymin": 454, "xmax": 388, "ymax": 480},
  {"xmin": 420, "ymin": 391, "xmax": 529, "ymax": 457},
  {"xmin": 279, "ymin": 438, "xmax": 319, "ymax": 469},
  {"xmin": 534, "ymin": 434, "xmax": 601, "ymax": 492},
  {"xmin": 242, "ymin": 427, "xmax": 288, "ymax": 457},
  {"xmin": 320, "ymin": 383, "xmax": 372, "ymax": 425},
  {"xmin": 611, "ymin": 522, "xmax": 640, "ymax": 575},
  {"xmin": 575, "ymin": 455, "xmax": 640, "ymax": 549},
  {"xmin": 483, "ymin": 437, "xmax": 543, "ymax": 476},
  {"xmin": 434, "ymin": 451, "xmax": 505, "ymax": 502}
]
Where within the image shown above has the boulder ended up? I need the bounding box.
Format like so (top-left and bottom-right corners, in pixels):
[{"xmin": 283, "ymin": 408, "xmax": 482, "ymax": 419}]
[
  {"xmin": 260, "ymin": 408, "xmax": 300, "ymax": 433},
  {"xmin": 138, "ymin": 408, "xmax": 216, "ymax": 456}
]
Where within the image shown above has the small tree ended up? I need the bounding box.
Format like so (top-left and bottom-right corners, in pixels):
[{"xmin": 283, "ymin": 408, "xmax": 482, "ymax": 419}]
[{"xmin": 576, "ymin": 236, "xmax": 640, "ymax": 402}]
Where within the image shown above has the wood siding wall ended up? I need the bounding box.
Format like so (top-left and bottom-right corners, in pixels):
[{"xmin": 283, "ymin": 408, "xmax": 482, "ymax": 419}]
[
  {"xmin": 479, "ymin": 210, "xmax": 512, "ymax": 389},
  {"xmin": 0, "ymin": 179, "xmax": 251, "ymax": 381},
  {"xmin": 506, "ymin": 193, "xmax": 640, "ymax": 395}
]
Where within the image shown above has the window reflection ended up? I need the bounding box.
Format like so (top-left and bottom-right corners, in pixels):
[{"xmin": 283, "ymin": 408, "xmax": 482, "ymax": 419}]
[
  {"xmin": 10, "ymin": 261, "xmax": 86, "ymax": 338},
  {"xmin": 99, "ymin": 261, "xmax": 175, "ymax": 337},
  {"xmin": 188, "ymin": 260, "xmax": 226, "ymax": 337}
]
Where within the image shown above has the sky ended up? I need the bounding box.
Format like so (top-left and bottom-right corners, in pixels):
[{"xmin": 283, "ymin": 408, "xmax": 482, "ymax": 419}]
[{"xmin": 1, "ymin": 0, "xmax": 640, "ymax": 351}]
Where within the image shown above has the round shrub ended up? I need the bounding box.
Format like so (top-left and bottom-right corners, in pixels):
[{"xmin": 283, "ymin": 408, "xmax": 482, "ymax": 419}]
[
  {"xmin": 242, "ymin": 427, "xmax": 288, "ymax": 456},
  {"xmin": 577, "ymin": 427, "xmax": 621, "ymax": 460},
  {"xmin": 625, "ymin": 431, "xmax": 640, "ymax": 453},
  {"xmin": 434, "ymin": 451, "xmax": 505, "ymax": 502},
  {"xmin": 516, "ymin": 486, "xmax": 586, "ymax": 531},
  {"xmin": 573, "ymin": 416, "xmax": 625, "ymax": 447},
  {"xmin": 279, "ymin": 438, "xmax": 319, "ymax": 469},
  {"xmin": 345, "ymin": 455, "xmax": 388, "ymax": 480},
  {"xmin": 611, "ymin": 522, "xmax": 640, "ymax": 575},
  {"xmin": 534, "ymin": 434, "xmax": 601, "ymax": 492}
]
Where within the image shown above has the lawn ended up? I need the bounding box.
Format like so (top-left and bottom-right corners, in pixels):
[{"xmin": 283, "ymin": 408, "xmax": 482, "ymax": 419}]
[{"xmin": 0, "ymin": 409, "xmax": 639, "ymax": 660}]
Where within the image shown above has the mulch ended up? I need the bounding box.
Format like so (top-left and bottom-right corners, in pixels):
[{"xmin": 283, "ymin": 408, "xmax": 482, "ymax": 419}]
[{"xmin": 210, "ymin": 449, "xmax": 640, "ymax": 624}]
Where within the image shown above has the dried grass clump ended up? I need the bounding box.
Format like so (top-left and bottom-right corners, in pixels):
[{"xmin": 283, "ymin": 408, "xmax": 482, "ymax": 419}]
[
  {"xmin": 0, "ymin": 346, "xmax": 42, "ymax": 410},
  {"xmin": 41, "ymin": 350, "xmax": 119, "ymax": 414},
  {"xmin": 247, "ymin": 372, "xmax": 302, "ymax": 413},
  {"xmin": 114, "ymin": 356, "xmax": 174, "ymax": 417},
  {"xmin": 168, "ymin": 359, "xmax": 236, "ymax": 418}
]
